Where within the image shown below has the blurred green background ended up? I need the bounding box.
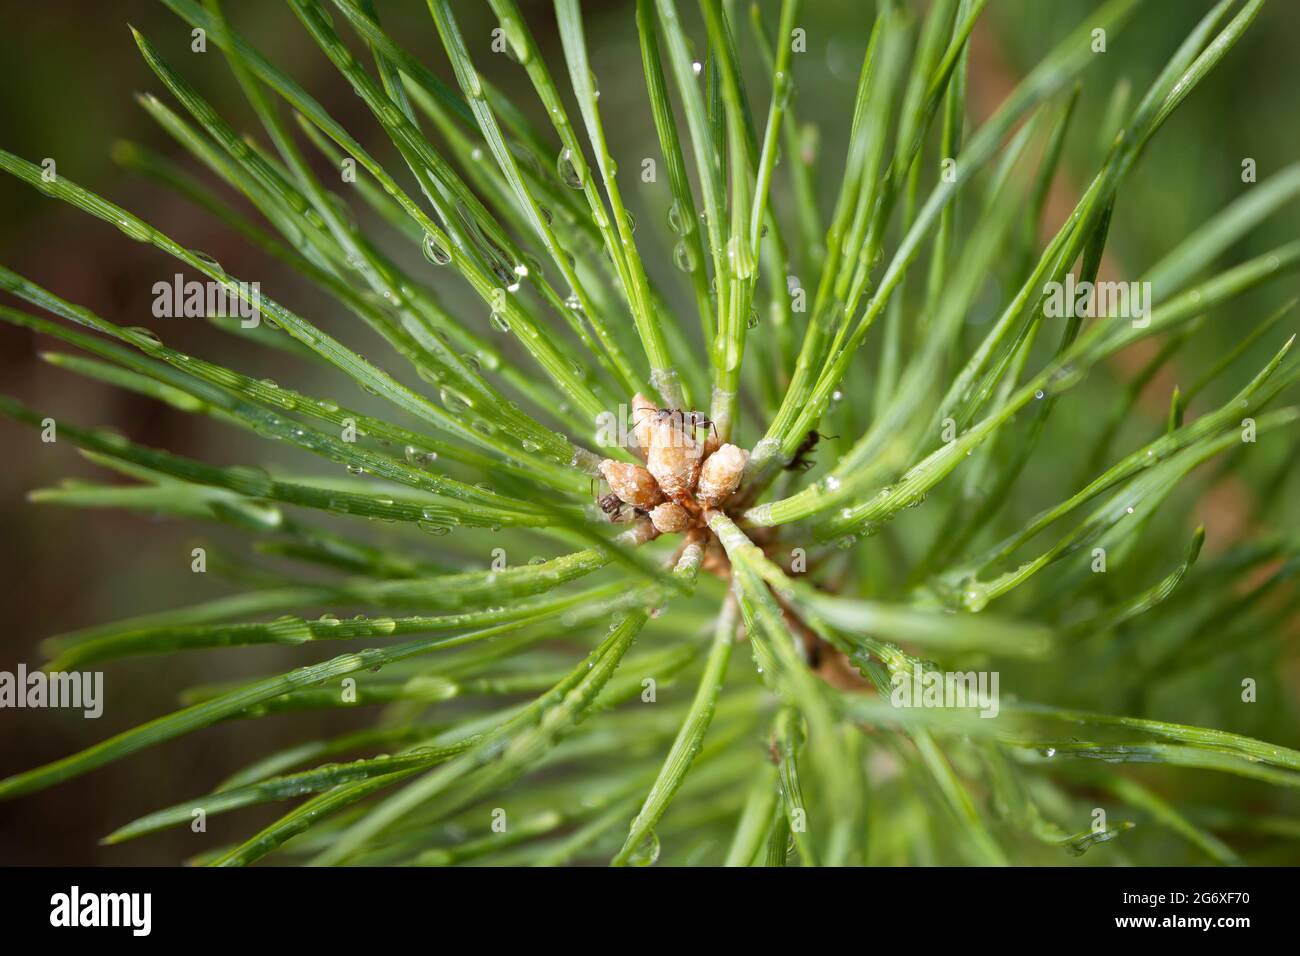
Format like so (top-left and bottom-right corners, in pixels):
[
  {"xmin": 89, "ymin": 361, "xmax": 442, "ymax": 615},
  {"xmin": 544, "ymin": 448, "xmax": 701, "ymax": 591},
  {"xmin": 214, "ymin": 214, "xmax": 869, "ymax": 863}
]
[{"xmin": 0, "ymin": 0, "xmax": 1297, "ymax": 864}]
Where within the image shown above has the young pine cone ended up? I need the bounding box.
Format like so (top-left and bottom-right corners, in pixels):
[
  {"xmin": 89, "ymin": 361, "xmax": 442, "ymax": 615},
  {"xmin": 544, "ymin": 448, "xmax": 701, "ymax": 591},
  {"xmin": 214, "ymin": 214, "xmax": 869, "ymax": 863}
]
[
  {"xmin": 696, "ymin": 443, "xmax": 748, "ymax": 506},
  {"xmin": 648, "ymin": 501, "xmax": 690, "ymax": 534},
  {"xmin": 646, "ymin": 417, "xmax": 702, "ymax": 501},
  {"xmin": 598, "ymin": 458, "xmax": 663, "ymax": 509}
]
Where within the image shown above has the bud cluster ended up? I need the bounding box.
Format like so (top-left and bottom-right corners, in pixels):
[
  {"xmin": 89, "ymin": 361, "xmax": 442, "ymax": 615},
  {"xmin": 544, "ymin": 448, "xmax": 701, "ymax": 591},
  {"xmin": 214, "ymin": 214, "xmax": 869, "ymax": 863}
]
[{"xmin": 597, "ymin": 393, "xmax": 749, "ymax": 534}]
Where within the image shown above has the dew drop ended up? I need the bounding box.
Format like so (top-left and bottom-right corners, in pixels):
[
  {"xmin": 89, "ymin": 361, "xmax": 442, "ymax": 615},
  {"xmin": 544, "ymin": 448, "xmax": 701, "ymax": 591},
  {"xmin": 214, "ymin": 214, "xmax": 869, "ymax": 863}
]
[
  {"xmin": 126, "ymin": 326, "xmax": 163, "ymax": 348},
  {"xmin": 116, "ymin": 217, "xmax": 151, "ymax": 242},
  {"xmin": 627, "ymin": 830, "xmax": 661, "ymax": 867},
  {"xmin": 667, "ymin": 199, "xmax": 692, "ymax": 236},
  {"xmin": 190, "ymin": 250, "xmax": 222, "ymax": 272},
  {"xmin": 422, "ymin": 232, "xmax": 451, "ymax": 265},
  {"xmin": 556, "ymin": 146, "xmax": 585, "ymax": 189},
  {"xmin": 440, "ymin": 387, "xmax": 472, "ymax": 412},
  {"xmin": 673, "ymin": 238, "xmax": 697, "ymax": 273},
  {"xmin": 961, "ymin": 581, "xmax": 990, "ymax": 613}
]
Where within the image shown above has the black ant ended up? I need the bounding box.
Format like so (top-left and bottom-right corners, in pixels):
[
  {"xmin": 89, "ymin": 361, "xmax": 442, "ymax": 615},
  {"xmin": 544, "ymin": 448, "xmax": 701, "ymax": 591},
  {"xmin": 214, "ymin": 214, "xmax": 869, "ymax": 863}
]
[
  {"xmin": 786, "ymin": 430, "xmax": 836, "ymax": 472},
  {"xmin": 635, "ymin": 407, "xmax": 718, "ymax": 442},
  {"xmin": 590, "ymin": 480, "xmax": 639, "ymax": 523}
]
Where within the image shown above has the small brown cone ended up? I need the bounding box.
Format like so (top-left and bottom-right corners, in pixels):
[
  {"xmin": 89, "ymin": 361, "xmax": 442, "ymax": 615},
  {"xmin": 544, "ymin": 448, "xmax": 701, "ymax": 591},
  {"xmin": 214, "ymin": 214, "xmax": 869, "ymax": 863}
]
[
  {"xmin": 696, "ymin": 443, "xmax": 748, "ymax": 506},
  {"xmin": 646, "ymin": 417, "xmax": 701, "ymax": 500},
  {"xmin": 648, "ymin": 501, "xmax": 690, "ymax": 534},
  {"xmin": 598, "ymin": 459, "xmax": 664, "ymax": 509}
]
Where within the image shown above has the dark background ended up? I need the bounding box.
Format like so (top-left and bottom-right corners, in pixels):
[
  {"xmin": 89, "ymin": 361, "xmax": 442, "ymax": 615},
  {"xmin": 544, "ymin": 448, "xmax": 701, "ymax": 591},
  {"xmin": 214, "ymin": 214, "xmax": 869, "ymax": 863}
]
[{"xmin": 1, "ymin": 0, "xmax": 1297, "ymax": 864}]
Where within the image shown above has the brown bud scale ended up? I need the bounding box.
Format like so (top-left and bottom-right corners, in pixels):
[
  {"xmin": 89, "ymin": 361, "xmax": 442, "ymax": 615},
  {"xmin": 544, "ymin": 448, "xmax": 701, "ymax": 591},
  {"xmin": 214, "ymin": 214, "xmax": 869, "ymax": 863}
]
[
  {"xmin": 646, "ymin": 418, "xmax": 701, "ymax": 501},
  {"xmin": 649, "ymin": 501, "xmax": 691, "ymax": 534},
  {"xmin": 696, "ymin": 443, "xmax": 748, "ymax": 506},
  {"xmin": 598, "ymin": 458, "xmax": 664, "ymax": 509}
]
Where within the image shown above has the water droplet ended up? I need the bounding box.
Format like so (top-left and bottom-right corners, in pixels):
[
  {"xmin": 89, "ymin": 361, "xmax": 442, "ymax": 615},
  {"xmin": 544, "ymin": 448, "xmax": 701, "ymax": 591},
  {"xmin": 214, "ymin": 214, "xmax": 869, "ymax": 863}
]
[
  {"xmin": 961, "ymin": 581, "xmax": 990, "ymax": 613},
  {"xmin": 746, "ymin": 309, "xmax": 760, "ymax": 330},
  {"xmin": 626, "ymin": 830, "xmax": 660, "ymax": 867},
  {"xmin": 126, "ymin": 326, "xmax": 163, "ymax": 348},
  {"xmin": 490, "ymin": 260, "xmax": 516, "ymax": 288},
  {"xmin": 191, "ymin": 250, "xmax": 222, "ymax": 272},
  {"xmin": 489, "ymin": 311, "xmax": 511, "ymax": 333},
  {"xmin": 440, "ymin": 387, "xmax": 472, "ymax": 412},
  {"xmin": 422, "ymin": 232, "xmax": 451, "ymax": 265},
  {"xmin": 115, "ymin": 217, "xmax": 151, "ymax": 242},
  {"xmin": 725, "ymin": 236, "xmax": 754, "ymax": 279},
  {"xmin": 673, "ymin": 238, "xmax": 697, "ymax": 273},
  {"xmin": 775, "ymin": 71, "xmax": 793, "ymax": 108},
  {"xmin": 667, "ymin": 199, "xmax": 693, "ymax": 236},
  {"xmin": 557, "ymin": 146, "xmax": 585, "ymax": 189}
]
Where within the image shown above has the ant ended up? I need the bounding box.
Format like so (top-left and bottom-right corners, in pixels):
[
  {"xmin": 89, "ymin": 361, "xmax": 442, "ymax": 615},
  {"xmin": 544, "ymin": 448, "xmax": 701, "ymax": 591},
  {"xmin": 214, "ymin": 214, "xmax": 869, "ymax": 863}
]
[
  {"xmin": 786, "ymin": 430, "xmax": 836, "ymax": 472},
  {"xmin": 597, "ymin": 492, "xmax": 625, "ymax": 519},
  {"xmin": 590, "ymin": 480, "xmax": 639, "ymax": 523},
  {"xmin": 635, "ymin": 407, "xmax": 718, "ymax": 442}
]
